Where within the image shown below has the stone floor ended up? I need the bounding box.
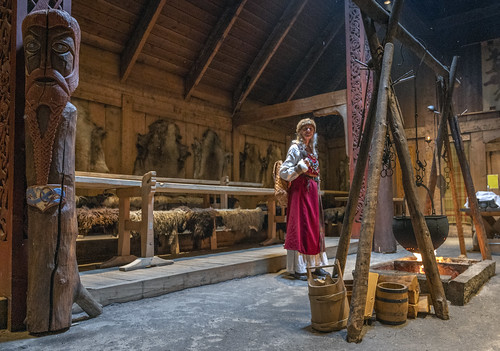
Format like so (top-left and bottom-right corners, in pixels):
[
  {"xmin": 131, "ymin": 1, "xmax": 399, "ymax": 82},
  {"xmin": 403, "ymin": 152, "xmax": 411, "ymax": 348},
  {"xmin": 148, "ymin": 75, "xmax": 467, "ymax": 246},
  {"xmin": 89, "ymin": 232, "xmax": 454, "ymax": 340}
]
[{"xmin": 1, "ymin": 230, "xmax": 499, "ymax": 351}]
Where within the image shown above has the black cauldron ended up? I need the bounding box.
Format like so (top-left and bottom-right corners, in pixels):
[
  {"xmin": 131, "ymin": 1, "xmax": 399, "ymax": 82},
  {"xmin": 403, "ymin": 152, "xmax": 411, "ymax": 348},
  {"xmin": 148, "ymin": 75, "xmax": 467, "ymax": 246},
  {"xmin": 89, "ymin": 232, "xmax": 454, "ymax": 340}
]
[{"xmin": 392, "ymin": 215, "xmax": 449, "ymax": 253}]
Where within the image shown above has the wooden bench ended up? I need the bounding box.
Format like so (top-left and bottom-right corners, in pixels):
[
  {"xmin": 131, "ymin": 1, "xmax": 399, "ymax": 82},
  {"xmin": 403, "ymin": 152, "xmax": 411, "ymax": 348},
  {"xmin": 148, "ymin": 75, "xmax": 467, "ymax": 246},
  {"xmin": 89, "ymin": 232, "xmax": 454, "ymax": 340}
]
[
  {"xmin": 75, "ymin": 171, "xmax": 350, "ymax": 271},
  {"xmin": 75, "ymin": 171, "xmax": 277, "ymax": 271}
]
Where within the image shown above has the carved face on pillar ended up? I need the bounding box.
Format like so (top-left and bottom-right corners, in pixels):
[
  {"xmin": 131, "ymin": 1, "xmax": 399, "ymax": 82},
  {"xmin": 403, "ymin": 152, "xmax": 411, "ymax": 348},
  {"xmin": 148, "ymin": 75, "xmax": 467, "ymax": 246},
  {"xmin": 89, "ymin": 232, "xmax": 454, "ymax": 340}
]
[
  {"xmin": 23, "ymin": 9, "xmax": 80, "ymax": 97},
  {"xmin": 22, "ymin": 9, "xmax": 81, "ymax": 186}
]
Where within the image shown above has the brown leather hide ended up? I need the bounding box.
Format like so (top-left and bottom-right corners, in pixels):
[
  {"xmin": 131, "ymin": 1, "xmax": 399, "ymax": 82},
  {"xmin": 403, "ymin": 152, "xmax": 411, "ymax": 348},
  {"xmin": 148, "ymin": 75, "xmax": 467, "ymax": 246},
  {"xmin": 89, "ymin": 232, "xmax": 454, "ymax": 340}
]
[
  {"xmin": 240, "ymin": 142, "xmax": 264, "ymax": 183},
  {"xmin": 133, "ymin": 120, "xmax": 191, "ymax": 177},
  {"xmin": 192, "ymin": 129, "xmax": 228, "ymax": 180},
  {"xmin": 262, "ymin": 144, "xmax": 283, "ymax": 188}
]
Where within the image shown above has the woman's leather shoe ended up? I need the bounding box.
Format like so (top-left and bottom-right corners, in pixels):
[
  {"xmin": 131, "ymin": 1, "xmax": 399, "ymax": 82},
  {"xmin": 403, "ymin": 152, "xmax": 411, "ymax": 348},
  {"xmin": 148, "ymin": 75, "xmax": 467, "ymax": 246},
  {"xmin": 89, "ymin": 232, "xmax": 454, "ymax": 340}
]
[{"xmin": 293, "ymin": 272, "xmax": 308, "ymax": 281}]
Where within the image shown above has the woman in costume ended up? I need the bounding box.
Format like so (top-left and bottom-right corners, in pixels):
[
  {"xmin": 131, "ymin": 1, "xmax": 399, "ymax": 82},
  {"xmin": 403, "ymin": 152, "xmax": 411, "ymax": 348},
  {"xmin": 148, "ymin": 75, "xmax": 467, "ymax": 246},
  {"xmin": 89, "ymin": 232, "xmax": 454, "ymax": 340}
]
[{"xmin": 280, "ymin": 118, "xmax": 329, "ymax": 280}]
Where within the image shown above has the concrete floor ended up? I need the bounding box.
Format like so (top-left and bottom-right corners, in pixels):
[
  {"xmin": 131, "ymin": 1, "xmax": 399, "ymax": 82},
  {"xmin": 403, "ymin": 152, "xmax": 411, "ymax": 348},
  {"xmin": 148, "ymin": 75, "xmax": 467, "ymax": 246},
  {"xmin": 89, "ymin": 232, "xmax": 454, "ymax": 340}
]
[{"xmin": 1, "ymin": 236, "xmax": 499, "ymax": 351}]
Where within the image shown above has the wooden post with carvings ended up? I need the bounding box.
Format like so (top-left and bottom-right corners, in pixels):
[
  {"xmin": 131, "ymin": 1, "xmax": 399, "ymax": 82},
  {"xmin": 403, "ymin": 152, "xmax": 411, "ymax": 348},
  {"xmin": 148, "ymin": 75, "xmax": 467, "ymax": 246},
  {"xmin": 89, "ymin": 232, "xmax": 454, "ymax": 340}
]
[
  {"xmin": 344, "ymin": 0, "xmax": 372, "ymax": 239},
  {"xmin": 23, "ymin": 9, "xmax": 101, "ymax": 334},
  {"xmin": 0, "ymin": 0, "xmax": 28, "ymax": 331}
]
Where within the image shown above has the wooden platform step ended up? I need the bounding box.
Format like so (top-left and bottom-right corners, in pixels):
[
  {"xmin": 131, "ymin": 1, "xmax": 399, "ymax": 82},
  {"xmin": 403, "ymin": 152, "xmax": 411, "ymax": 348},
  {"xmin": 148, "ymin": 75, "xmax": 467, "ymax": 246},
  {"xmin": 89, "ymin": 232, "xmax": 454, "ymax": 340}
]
[{"xmin": 78, "ymin": 237, "xmax": 358, "ymax": 309}]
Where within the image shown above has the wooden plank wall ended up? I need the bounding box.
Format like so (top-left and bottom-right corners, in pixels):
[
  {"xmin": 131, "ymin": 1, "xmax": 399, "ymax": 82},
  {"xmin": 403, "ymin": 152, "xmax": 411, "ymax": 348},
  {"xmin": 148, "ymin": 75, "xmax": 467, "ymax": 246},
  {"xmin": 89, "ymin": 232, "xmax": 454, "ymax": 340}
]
[{"xmin": 72, "ymin": 43, "xmax": 291, "ymax": 183}]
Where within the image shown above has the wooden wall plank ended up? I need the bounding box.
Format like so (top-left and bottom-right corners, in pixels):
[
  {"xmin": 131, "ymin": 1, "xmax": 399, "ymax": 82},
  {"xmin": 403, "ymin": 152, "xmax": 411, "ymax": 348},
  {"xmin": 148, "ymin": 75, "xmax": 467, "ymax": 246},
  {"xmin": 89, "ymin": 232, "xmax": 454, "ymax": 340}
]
[
  {"xmin": 105, "ymin": 106, "xmax": 122, "ymax": 174},
  {"xmin": 470, "ymin": 132, "xmax": 486, "ymax": 190}
]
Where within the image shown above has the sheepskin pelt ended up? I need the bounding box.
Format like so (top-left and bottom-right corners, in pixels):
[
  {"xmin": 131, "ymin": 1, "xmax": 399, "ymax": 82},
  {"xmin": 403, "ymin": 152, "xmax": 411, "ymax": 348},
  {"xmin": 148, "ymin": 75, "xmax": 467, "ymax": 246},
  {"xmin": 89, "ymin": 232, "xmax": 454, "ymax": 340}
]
[
  {"xmin": 133, "ymin": 120, "xmax": 191, "ymax": 178},
  {"xmin": 262, "ymin": 144, "xmax": 283, "ymax": 188},
  {"xmin": 192, "ymin": 129, "xmax": 229, "ymax": 180},
  {"xmin": 76, "ymin": 193, "xmax": 116, "ymax": 209},
  {"xmin": 240, "ymin": 142, "xmax": 265, "ymax": 183},
  {"xmin": 77, "ymin": 207, "xmax": 119, "ymax": 235},
  {"xmin": 98, "ymin": 194, "xmax": 204, "ymax": 210},
  {"xmin": 73, "ymin": 99, "xmax": 110, "ymax": 173},
  {"xmin": 185, "ymin": 208, "xmax": 217, "ymax": 240},
  {"xmin": 217, "ymin": 208, "xmax": 264, "ymax": 234},
  {"xmin": 130, "ymin": 207, "xmax": 189, "ymax": 244}
]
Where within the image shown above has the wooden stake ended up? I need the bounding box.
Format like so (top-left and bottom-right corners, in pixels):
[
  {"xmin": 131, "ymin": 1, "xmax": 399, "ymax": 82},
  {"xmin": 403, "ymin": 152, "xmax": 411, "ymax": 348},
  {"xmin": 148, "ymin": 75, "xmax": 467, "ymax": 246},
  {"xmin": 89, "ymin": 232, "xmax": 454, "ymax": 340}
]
[
  {"xmin": 387, "ymin": 88, "xmax": 449, "ymax": 320},
  {"xmin": 448, "ymin": 116, "xmax": 492, "ymax": 259},
  {"xmin": 443, "ymin": 126, "xmax": 467, "ymax": 256},
  {"xmin": 347, "ymin": 42, "xmax": 394, "ymax": 343}
]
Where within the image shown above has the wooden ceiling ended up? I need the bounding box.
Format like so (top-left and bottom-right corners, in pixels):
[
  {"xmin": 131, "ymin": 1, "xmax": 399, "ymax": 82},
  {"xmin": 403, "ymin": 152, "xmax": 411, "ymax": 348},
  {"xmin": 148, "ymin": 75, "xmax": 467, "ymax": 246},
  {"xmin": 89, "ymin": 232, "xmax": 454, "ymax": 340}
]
[
  {"xmin": 70, "ymin": 0, "xmax": 499, "ymax": 122},
  {"xmin": 72, "ymin": 0, "xmax": 346, "ymax": 113}
]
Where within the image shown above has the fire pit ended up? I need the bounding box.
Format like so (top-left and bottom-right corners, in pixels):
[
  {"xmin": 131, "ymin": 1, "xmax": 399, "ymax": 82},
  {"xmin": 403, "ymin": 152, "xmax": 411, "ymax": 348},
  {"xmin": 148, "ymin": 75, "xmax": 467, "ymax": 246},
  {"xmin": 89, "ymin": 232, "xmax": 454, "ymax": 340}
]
[{"xmin": 370, "ymin": 256, "xmax": 496, "ymax": 305}]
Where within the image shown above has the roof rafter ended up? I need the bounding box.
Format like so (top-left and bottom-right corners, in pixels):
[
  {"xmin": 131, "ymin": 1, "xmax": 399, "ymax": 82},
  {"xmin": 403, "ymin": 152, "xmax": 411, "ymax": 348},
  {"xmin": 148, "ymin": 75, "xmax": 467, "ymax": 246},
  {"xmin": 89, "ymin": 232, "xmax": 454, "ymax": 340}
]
[
  {"xmin": 120, "ymin": 0, "xmax": 167, "ymax": 83},
  {"xmin": 232, "ymin": 0, "xmax": 309, "ymax": 114},
  {"xmin": 351, "ymin": 0, "xmax": 450, "ymax": 77},
  {"xmin": 234, "ymin": 89, "xmax": 346, "ymax": 127},
  {"xmin": 184, "ymin": 0, "xmax": 248, "ymax": 100},
  {"xmin": 275, "ymin": 16, "xmax": 345, "ymax": 103}
]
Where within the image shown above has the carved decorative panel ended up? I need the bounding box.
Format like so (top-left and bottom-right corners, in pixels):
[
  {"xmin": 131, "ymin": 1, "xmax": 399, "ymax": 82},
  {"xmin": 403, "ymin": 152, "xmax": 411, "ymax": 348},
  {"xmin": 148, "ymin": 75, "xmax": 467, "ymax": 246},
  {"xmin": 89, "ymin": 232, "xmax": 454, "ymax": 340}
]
[
  {"xmin": 345, "ymin": 1, "xmax": 373, "ymax": 235},
  {"xmin": 0, "ymin": 0, "xmax": 13, "ymax": 241}
]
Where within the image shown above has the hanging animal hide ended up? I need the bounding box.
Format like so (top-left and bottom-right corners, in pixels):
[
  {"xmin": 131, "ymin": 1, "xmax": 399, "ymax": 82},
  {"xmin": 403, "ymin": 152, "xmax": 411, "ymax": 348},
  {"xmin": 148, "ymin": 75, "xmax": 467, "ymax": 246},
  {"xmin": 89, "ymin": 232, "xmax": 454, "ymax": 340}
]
[
  {"xmin": 262, "ymin": 144, "xmax": 283, "ymax": 188},
  {"xmin": 192, "ymin": 129, "xmax": 229, "ymax": 180},
  {"xmin": 240, "ymin": 142, "xmax": 265, "ymax": 183},
  {"xmin": 74, "ymin": 100, "xmax": 110, "ymax": 173},
  {"xmin": 133, "ymin": 120, "xmax": 191, "ymax": 177}
]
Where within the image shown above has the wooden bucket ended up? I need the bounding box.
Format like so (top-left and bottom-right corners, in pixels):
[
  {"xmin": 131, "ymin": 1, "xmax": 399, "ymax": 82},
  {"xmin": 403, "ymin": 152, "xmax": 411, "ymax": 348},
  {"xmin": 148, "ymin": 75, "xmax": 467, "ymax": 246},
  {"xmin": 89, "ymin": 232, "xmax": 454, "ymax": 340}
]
[
  {"xmin": 375, "ymin": 282, "xmax": 408, "ymax": 325},
  {"xmin": 307, "ymin": 261, "xmax": 349, "ymax": 332}
]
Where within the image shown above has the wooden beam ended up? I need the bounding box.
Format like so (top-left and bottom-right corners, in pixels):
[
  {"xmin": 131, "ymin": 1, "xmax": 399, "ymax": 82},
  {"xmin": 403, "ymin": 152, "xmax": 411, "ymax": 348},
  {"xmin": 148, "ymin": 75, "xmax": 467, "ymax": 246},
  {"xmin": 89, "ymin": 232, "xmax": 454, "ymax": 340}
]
[
  {"xmin": 184, "ymin": 0, "xmax": 248, "ymax": 100},
  {"xmin": 232, "ymin": 0, "xmax": 309, "ymax": 113},
  {"xmin": 275, "ymin": 16, "xmax": 345, "ymax": 102},
  {"xmin": 120, "ymin": 0, "xmax": 167, "ymax": 83},
  {"xmin": 351, "ymin": 0, "xmax": 451, "ymax": 78},
  {"xmin": 234, "ymin": 90, "xmax": 346, "ymax": 127}
]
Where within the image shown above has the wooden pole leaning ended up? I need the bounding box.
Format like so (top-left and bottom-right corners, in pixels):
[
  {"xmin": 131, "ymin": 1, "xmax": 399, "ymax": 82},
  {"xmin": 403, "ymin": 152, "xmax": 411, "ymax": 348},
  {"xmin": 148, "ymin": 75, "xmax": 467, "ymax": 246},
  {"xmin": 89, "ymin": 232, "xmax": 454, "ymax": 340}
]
[
  {"xmin": 425, "ymin": 57, "xmax": 458, "ymax": 213},
  {"xmin": 448, "ymin": 116, "xmax": 492, "ymax": 260},
  {"xmin": 335, "ymin": 12, "xmax": 384, "ymax": 276},
  {"xmin": 360, "ymin": 4, "xmax": 449, "ymax": 320},
  {"xmin": 335, "ymin": 79, "xmax": 378, "ymax": 275},
  {"xmin": 347, "ymin": 42, "xmax": 394, "ymax": 343},
  {"xmin": 387, "ymin": 87, "xmax": 450, "ymax": 319},
  {"xmin": 442, "ymin": 126, "xmax": 467, "ymax": 256}
]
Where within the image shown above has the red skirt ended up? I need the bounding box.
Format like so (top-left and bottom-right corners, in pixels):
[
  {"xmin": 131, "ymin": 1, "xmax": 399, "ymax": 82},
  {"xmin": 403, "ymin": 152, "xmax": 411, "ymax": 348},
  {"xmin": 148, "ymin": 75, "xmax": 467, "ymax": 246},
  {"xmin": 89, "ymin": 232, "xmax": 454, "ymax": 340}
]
[{"xmin": 284, "ymin": 175, "xmax": 322, "ymax": 255}]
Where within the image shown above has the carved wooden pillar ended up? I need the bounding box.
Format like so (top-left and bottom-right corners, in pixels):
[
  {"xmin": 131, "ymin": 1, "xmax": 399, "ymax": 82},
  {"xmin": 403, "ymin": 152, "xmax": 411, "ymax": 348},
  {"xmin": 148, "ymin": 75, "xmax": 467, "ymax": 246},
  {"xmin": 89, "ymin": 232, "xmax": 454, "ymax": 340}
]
[
  {"xmin": 345, "ymin": 0, "xmax": 372, "ymax": 238},
  {"xmin": 0, "ymin": 0, "xmax": 28, "ymax": 332}
]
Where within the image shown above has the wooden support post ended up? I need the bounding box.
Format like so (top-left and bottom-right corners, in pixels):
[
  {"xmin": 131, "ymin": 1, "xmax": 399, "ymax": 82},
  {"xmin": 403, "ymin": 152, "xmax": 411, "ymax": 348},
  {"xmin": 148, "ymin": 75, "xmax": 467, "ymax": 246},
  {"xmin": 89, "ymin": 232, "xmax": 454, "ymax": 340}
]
[
  {"xmin": 210, "ymin": 219, "xmax": 218, "ymax": 250},
  {"xmin": 118, "ymin": 196, "xmax": 131, "ymax": 256},
  {"xmin": 119, "ymin": 172, "xmax": 174, "ymax": 271},
  {"xmin": 347, "ymin": 42, "xmax": 393, "ymax": 343},
  {"xmin": 448, "ymin": 116, "xmax": 492, "ymax": 260},
  {"xmin": 261, "ymin": 197, "xmax": 281, "ymax": 246},
  {"xmin": 387, "ymin": 88, "xmax": 449, "ymax": 320},
  {"xmin": 99, "ymin": 194, "xmax": 138, "ymax": 269},
  {"xmin": 443, "ymin": 129, "xmax": 467, "ymax": 256},
  {"xmin": 337, "ymin": 12, "xmax": 384, "ymax": 275}
]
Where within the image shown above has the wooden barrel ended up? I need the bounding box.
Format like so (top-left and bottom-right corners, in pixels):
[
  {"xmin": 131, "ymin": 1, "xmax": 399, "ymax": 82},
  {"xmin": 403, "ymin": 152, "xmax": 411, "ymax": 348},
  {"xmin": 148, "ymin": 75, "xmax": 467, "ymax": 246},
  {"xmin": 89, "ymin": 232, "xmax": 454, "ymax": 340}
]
[
  {"xmin": 375, "ymin": 282, "xmax": 408, "ymax": 325},
  {"xmin": 307, "ymin": 262, "xmax": 349, "ymax": 332}
]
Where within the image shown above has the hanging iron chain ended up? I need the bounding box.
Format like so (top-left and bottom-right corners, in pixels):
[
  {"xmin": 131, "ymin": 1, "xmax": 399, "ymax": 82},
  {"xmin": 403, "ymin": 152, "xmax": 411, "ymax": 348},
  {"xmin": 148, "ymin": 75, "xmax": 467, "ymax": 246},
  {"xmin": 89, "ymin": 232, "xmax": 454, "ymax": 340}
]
[
  {"xmin": 381, "ymin": 131, "xmax": 396, "ymax": 178},
  {"xmin": 442, "ymin": 149, "xmax": 451, "ymax": 189}
]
